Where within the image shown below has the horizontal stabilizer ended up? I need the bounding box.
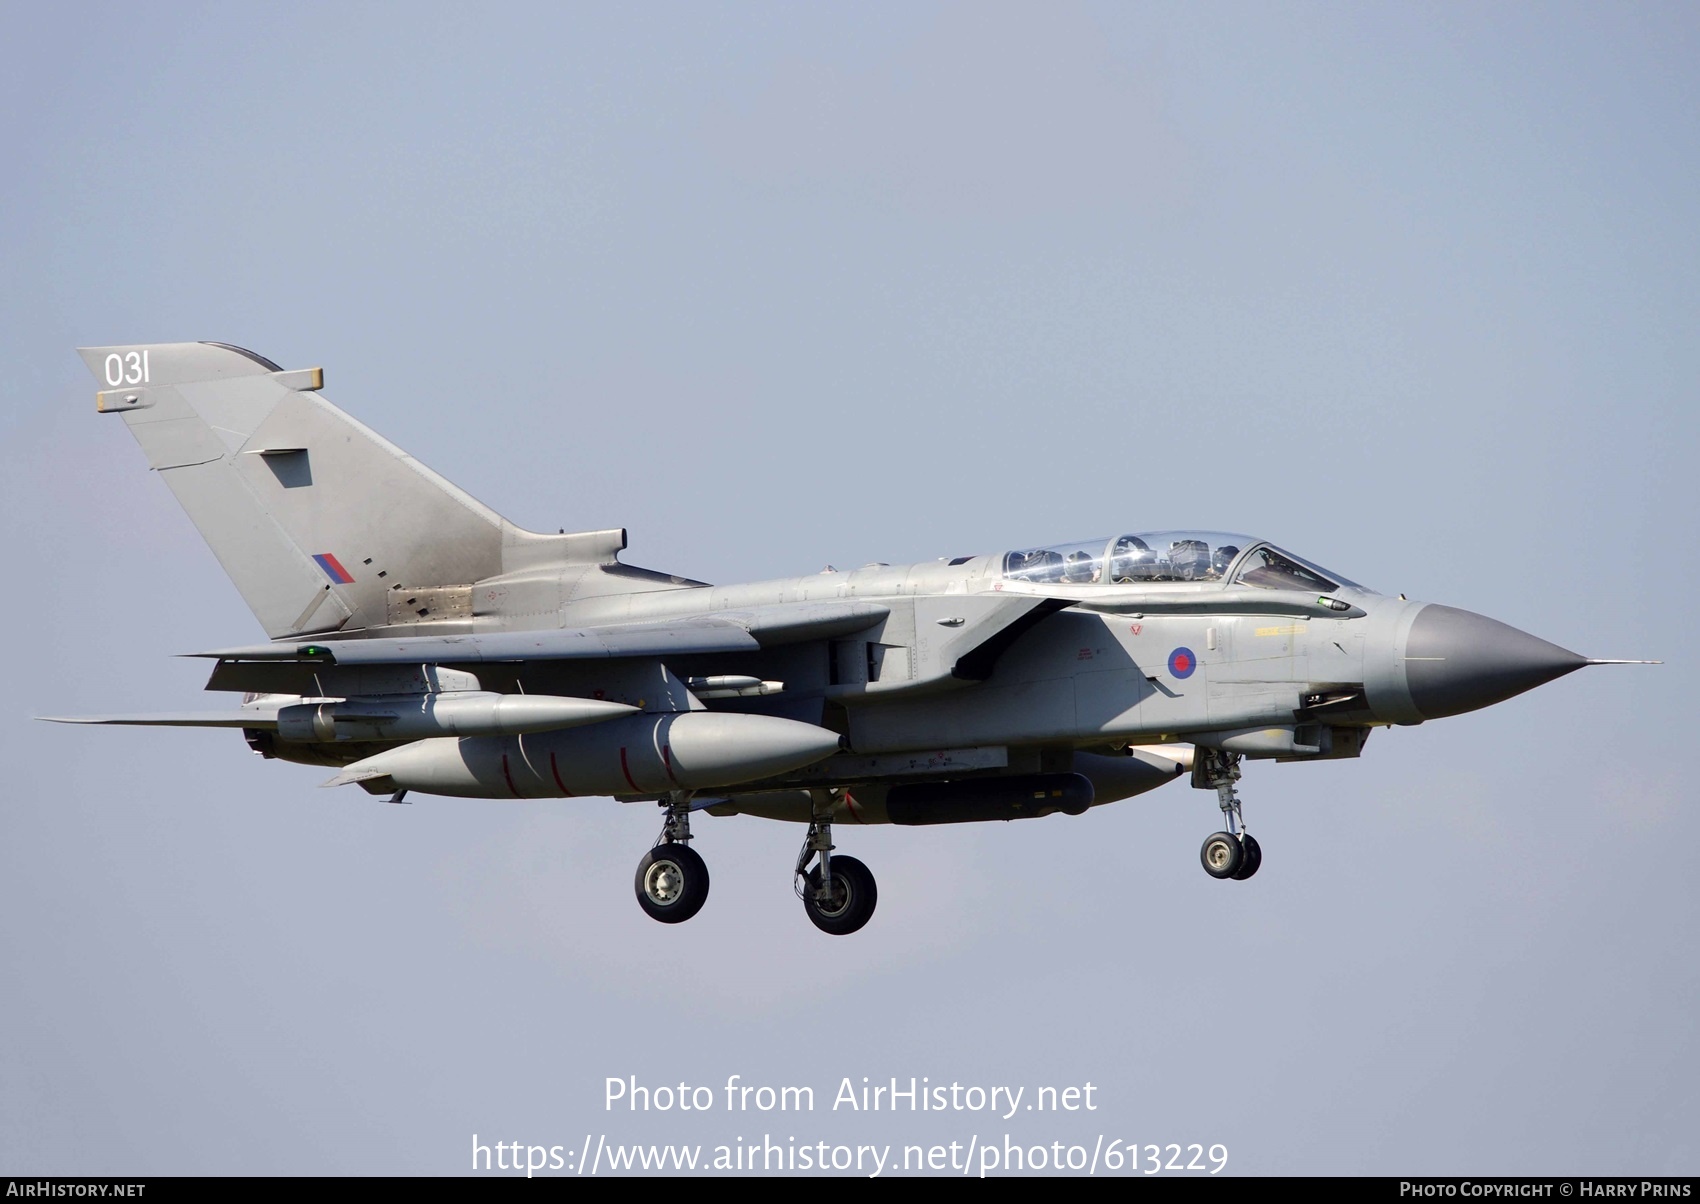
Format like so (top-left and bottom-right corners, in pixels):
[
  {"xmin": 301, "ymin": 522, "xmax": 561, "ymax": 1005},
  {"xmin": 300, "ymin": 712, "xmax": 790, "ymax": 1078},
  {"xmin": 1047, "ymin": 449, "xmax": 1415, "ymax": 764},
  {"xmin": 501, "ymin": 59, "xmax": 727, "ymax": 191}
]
[
  {"xmin": 44, "ymin": 693, "xmax": 640, "ymax": 743},
  {"xmin": 39, "ymin": 710, "xmax": 281, "ymax": 728}
]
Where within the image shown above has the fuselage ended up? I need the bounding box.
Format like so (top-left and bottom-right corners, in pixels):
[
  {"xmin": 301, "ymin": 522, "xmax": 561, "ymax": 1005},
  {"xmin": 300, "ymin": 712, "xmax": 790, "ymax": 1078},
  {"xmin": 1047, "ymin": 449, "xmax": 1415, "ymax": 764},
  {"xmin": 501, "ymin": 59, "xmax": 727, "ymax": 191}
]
[
  {"xmin": 495, "ymin": 534, "xmax": 1432, "ymax": 751},
  {"xmin": 250, "ymin": 530, "xmax": 1589, "ymax": 815}
]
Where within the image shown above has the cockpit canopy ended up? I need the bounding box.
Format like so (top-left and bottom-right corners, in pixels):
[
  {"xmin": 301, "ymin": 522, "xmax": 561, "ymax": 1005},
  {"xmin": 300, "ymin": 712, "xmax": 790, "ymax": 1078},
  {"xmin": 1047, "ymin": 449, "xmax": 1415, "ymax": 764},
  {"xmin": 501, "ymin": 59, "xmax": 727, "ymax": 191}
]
[{"xmin": 1000, "ymin": 532, "xmax": 1359, "ymax": 592}]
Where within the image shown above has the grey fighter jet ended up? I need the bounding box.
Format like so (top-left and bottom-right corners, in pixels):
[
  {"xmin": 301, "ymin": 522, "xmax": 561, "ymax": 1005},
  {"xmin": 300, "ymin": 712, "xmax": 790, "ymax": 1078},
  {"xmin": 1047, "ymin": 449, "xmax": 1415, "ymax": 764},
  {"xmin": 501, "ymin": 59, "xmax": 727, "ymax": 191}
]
[{"xmin": 52, "ymin": 342, "xmax": 1655, "ymax": 935}]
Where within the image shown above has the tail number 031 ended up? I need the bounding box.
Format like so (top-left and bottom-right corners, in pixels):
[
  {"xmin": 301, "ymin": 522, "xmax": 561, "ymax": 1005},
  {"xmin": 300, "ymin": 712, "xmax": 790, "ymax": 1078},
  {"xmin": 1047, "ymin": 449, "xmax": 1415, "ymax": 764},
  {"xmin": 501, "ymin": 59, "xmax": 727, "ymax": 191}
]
[{"xmin": 104, "ymin": 350, "xmax": 151, "ymax": 387}]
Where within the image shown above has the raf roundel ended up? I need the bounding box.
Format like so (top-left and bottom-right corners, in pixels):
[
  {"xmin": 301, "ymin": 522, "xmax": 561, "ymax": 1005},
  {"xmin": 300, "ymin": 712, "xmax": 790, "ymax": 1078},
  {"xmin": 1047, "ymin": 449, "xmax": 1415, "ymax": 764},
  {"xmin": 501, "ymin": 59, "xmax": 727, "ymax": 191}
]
[{"xmin": 1168, "ymin": 647, "xmax": 1198, "ymax": 679}]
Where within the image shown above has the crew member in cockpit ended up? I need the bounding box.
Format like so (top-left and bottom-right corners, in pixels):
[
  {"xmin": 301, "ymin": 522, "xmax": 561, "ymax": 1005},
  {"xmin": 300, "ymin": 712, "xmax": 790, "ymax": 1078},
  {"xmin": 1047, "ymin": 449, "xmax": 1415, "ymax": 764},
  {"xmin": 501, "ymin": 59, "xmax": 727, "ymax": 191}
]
[
  {"xmin": 1110, "ymin": 536, "xmax": 1154, "ymax": 583},
  {"xmin": 1064, "ymin": 550, "xmax": 1099, "ymax": 584}
]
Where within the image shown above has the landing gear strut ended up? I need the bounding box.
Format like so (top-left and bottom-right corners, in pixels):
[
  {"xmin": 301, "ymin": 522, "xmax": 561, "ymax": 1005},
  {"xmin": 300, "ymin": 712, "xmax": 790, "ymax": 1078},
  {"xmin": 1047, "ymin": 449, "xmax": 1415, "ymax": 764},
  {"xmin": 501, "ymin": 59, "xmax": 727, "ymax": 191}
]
[
  {"xmin": 634, "ymin": 792, "xmax": 710, "ymax": 923},
  {"xmin": 1198, "ymin": 749, "xmax": 1262, "ymax": 881},
  {"xmin": 794, "ymin": 793, "xmax": 877, "ymax": 935}
]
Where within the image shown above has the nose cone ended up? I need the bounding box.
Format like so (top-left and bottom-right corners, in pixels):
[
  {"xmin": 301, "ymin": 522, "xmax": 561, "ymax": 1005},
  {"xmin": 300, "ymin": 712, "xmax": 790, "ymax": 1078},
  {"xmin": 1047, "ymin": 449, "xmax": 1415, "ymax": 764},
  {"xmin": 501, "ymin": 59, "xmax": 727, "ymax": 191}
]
[{"xmin": 1405, "ymin": 604, "xmax": 1588, "ymax": 720}]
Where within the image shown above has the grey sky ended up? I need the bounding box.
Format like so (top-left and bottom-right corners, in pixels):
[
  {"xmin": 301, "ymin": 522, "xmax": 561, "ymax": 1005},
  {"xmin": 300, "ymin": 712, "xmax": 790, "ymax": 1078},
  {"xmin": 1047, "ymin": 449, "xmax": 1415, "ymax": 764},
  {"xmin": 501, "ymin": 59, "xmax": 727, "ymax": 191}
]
[{"xmin": 2, "ymin": 1, "xmax": 1694, "ymax": 1176}]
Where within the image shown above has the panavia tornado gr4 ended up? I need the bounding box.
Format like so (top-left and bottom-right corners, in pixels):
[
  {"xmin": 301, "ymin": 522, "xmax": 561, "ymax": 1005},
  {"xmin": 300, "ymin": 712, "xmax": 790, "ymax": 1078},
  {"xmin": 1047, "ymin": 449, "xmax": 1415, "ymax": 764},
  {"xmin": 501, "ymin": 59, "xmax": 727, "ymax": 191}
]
[{"xmin": 53, "ymin": 342, "xmax": 1655, "ymax": 935}]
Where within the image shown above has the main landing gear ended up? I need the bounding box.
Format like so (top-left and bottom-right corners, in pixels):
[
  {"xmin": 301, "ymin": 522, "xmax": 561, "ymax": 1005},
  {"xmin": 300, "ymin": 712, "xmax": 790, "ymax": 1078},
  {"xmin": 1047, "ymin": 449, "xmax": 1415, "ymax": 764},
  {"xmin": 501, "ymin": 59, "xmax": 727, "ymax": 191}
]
[
  {"xmin": 631, "ymin": 790, "xmax": 879, "ymax": 934},
  {"xmin": 794, "ymin": 794, "xmax": 877, "ymax": 936},
  {"xmin": 1197, "ymin": 750, "xmax": 1262, "ymax": 882},
  {"xmin": 634, "ymin": 794, "xmax": 710, "ymax": 923}
]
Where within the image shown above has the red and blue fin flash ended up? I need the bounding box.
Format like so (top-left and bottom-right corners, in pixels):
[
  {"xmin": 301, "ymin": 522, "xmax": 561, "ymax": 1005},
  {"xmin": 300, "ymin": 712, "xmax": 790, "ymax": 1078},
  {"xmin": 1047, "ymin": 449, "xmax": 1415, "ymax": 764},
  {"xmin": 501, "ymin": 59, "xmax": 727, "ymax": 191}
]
[{"xmin": 313, "ymin": 553, "xmax": 355, "ymax": 584}]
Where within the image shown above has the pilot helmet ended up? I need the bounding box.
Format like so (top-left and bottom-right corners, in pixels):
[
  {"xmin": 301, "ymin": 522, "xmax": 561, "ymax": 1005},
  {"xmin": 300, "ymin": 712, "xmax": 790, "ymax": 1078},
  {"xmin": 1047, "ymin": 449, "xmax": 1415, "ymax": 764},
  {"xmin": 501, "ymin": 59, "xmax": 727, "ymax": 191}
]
[{"xmin": 1064, "ymin": 550, "xmax": 1096, "ymax": 583}]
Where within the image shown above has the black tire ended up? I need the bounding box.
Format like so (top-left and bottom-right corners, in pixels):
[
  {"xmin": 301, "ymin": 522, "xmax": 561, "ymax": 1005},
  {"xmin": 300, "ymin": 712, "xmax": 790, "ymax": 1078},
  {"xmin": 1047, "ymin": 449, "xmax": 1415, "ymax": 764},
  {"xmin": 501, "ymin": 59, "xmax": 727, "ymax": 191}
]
[
  {"xmin": 802, "ymin": 854, "xmax": 877, "ymax": 936},
  {"xmin": 1200, "ymin": 831, "xmax": 1243, "ymax": 879},
  {"xmin": 634, "ymin": 843, "xmax": 710, "ymax": 924},
  {"xmin": 1232, "ymin": 833, "xmax": 1262, "ymax": 880}
]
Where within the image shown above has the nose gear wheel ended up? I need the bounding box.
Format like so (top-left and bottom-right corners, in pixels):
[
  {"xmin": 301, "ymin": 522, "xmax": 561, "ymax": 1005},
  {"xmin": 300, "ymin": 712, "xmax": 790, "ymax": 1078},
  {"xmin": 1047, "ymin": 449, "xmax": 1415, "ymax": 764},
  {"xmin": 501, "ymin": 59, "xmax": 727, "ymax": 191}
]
[
  {"xmin": 1201, "ymin": 831, "xmax": 1242, "ymax": 878},
  {"xmin": 1232, "ymin": 832, "xmax": 1262, "ymax": 880}
]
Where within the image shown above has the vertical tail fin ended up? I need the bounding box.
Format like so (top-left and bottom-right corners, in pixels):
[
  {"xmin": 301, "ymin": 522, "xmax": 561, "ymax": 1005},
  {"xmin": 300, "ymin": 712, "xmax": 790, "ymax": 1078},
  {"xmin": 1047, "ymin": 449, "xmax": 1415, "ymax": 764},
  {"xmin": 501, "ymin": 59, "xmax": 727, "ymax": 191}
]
[{"xmin": 80, "ymin": 342, "xmax": 510, "ymax": 638}]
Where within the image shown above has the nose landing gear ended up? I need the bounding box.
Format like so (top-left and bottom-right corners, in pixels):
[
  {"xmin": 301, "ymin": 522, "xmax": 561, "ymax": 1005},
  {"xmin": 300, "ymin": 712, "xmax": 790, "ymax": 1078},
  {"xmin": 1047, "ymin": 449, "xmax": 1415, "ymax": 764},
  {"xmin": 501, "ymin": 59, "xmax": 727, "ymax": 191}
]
[{"xmin": 1198, "ymin": 749, "xmax": 1262, "ymax": 881}]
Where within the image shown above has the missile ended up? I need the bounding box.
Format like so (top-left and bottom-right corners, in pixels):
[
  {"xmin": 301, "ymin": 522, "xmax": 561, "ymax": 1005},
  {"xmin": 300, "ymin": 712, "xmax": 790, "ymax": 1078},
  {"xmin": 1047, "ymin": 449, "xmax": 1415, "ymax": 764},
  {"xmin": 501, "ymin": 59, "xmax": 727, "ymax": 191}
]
[
  {"xmin": 328, "ymin": 711, "xmax": 845, "ymax": 798},
  {"xmin": 276, "ymin": 692, "xmax": 636, "ymax": 743},
  {"xmin": 686, "ymin": 675, "xmax": 785, "ymax": 698}
]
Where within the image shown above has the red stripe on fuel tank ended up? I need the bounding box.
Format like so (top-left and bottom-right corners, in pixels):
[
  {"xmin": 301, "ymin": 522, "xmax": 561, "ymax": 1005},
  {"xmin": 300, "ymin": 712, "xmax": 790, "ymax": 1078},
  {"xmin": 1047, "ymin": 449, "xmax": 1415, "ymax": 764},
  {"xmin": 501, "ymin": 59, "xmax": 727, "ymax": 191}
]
[
  {"xmin": 549, "ymin": 751, "xmax": 573, "ymax": 797},
  {"xmin": 501, "ymin": 753, "xmax": 521, "ymax": 798},
  {"xmin": 619, "ymin": 747, "xmax": 641, "ymax": 793},
  {"xmin": 662, "ymin": 744, "xmax": 680, "ymax": 787}
]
